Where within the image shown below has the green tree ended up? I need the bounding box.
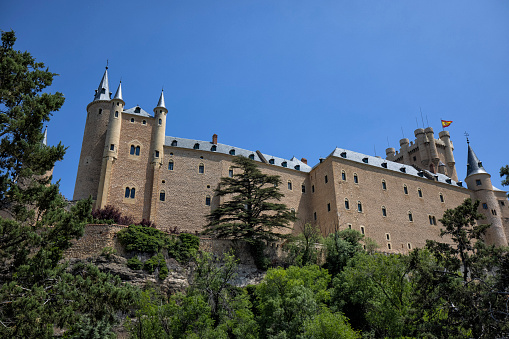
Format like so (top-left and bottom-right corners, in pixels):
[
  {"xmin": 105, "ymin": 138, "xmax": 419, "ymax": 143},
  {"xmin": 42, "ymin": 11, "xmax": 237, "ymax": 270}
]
[
  {"xmin": 0, "ymin": 31, "xmax": 137, "ymax": 337},
  {"xmin": 255, "ymin": 265, "xmax": 331, "ymax": 338},
  {"xmin": 331, "ymin": 253, "xmax": 412, "ymax": 338},
  {"xmin": 285, "ymin": 222, "xmax": 323, "ymax": 267},
  {"xmin": 323, "ymin": 228, "xmax": 364, "ymax": 277},
  {"xmin": 501, "ymin": 165, "xmax": 509, "ymax": 197},
  {"xmin": 300, "ymin": 310, "xmax": 360, "ymax": 339},
  {"xmin": 203, "ymin": 156, "xmax": 297, "ymax": 269}
]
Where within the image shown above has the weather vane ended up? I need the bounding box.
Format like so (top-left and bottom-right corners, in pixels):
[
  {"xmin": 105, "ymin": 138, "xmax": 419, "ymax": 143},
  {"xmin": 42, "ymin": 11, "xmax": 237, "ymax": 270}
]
[
  {"xmin": 464, "ymin": 131, "xmax": 470, "ymax": 144},
  {"xmin": 106, "ymin": 59, "xmax": 109, "ymax": 70}
]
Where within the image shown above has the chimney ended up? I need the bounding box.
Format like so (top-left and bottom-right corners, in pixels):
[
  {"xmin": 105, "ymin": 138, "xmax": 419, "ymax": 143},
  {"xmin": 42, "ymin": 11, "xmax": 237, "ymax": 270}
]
[
  {"xmin": 301, "ymin": 157, "xmax": 308, "ymax": 165},
  {"xmin": 212, "ymin": 134, "xmax": 218, "ymax": 144}
]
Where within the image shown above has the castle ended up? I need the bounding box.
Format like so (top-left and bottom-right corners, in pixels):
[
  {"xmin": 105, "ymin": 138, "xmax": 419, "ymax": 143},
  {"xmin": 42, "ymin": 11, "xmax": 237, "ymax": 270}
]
[{"xmin": 73, "ymin": 68, "xmax": 509, "ymax": 253}]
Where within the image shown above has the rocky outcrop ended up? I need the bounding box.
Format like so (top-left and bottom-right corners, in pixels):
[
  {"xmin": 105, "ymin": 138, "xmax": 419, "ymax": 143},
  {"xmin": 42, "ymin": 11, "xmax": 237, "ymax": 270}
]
[{"xmin": 68, "ymin": 253, "xmax": 266, "ymax": 296}]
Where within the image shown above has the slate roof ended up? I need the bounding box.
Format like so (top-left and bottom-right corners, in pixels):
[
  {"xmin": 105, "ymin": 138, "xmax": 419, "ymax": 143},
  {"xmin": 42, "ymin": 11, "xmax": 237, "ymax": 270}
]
[
  {"xmin": 94, "ymin": 68, "xmax": 111, "ymax": 101},
  {"xmin": 123, "ymin": 106, "xmax": 151, "ymax": 117},
  {"xmin": 164, "ymin": 136, "xmax": 312, "ymax": 173},
  {"xmin": 466, "ymin": 144, "xmax": 488, "ymax": 177},
  {"xmin": 329, "ymin": 147, "xmax": 466, "ymax": 188}
]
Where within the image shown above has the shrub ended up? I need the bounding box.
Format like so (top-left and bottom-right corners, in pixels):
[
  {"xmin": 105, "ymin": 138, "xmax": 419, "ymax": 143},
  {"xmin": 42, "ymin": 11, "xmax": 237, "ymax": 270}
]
[
  {"xmin": 168, "ymin": 233, "xmax": 200, "ymax": 263},
  {"xmin": 118, "ymin": 224, "xmax": 171, "ymax": 254},
  {"xmin": 100, "ymin": 247, "xmax": 117, "ymax": 259},
  {"xmin": 92, "ymin": 205, "xmax": 135, "ymax": 226},
  {"xmin": 127, "ymin": 257, "xmax": 143, "ymax": 270}
]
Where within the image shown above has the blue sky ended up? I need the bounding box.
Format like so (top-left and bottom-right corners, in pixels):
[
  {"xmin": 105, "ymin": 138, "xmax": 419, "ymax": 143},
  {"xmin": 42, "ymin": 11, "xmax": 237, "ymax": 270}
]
[{"xmin": 2, "ymin": 0, "xmax": 508, "ymax": 199}]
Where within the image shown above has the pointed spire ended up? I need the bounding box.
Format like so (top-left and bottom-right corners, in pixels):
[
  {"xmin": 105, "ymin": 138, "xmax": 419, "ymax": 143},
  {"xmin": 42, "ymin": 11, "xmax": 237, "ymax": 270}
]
[
  {"xmin": 94, "ymin": 66, "xmax": 110, "ymax": 101},
  {"xmin": 113, "ymin": 81, "xmax": 123, "ymax": 100},
  {"xmin": 466, "ymin": 142, "xmax": 488, "ymax": 177},
  {"xmin": 156, "ymin": 89, "xmax": 166, "ymax": 108},
  {"xmin": 42, "ymin": 126, "xmax": 48, "ymax": 146}
]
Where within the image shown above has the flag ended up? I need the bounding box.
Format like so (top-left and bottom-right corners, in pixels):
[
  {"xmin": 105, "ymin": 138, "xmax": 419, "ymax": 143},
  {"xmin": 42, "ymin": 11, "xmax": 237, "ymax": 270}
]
[{"xmin": 441, "ymin": 120, "xmax": 453, "ymax": 128}]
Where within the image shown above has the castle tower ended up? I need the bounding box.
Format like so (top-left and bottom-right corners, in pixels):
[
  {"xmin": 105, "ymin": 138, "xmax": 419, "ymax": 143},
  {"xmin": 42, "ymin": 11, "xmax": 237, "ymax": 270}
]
[
  {"xmin": 148, "ymin": 90, "xmax": 168, "ymax": 222},
  {"xmin": 464, "ymin": 141, "xmax": 507, "ymax": 246},
  {"xmin": 73, "ymin": 67, "xmax": 112, "ymax": 201},
  {"xmin": 96, "ymin": 81, "xmax": 125, "ymax": 209},
  {"xmin": 438, "ymin": 130, "xmax": 458, "ymax": 181}
]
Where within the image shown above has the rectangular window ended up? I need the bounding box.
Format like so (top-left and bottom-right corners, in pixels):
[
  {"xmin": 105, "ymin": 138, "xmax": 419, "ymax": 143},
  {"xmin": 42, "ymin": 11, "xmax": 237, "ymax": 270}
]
[
  {"xmin": 159, "ymin": 192, "xmax": 165, "ymax": 201},
  {"xmin": 360, "ymin": 226, "xmax": 365, "ymax": 235},
  {"xmin": 114, "ymin": 111, "xmax": 119, "ymax": 117},
  {"xmin": 327, "ymin": 203, "xmax": 331, "ymax": 212},
  {"xmin": 155, "ymin": 150, "xmax": 159, "ymax": 158},
  {"xmin": 229, "ymin": 169, "xmax": 233, "ymax": 177},
  {"xmin": 476, "ymin": 179, "xmax": 482, "ymax": 186},
  {"xmin": 387, "ymin": 243, "xmax": 391, "ymax": 250},
  {"xmin": 314, "ymin": 212, "xmax": 317, "ymax": 220},
  {"xmin": 325, "ymin": 175, "xmax": 328, "ymax": 183},
  {"xmin": 301, "ymin": 185, "xmax": 306, "ymax": 193},
  {"xmin": 482, "ymin": 203, "xmax": 488, "ymax": 209},
  {"xmin": 168, "ymin": 161, "xmax": 174, "ymax": 170},
  {"xmin": 312, "ymin": 185, "xmax": 315, "ymax": 193},
  {"xmin": 206, "ymin": 196, "xmax": 211, "ymax": 206},
  {"xmin": 342, "ymin": 172, "xmax": 346, "ymax": 181},
  {"xmin": 288, "ymin": 181, "xmax": 292, "ymax": 190},
  {"xmin": 386, "ymin": 233, "xmax": 390, "ymax": 241},
  {"xmin": 110, "ymin": 144, "xmax": 114, "ymax": 151}
]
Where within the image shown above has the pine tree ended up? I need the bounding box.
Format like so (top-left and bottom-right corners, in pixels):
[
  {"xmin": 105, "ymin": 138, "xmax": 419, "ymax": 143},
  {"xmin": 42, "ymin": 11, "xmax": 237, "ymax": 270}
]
[
  {"xmin": 0, "ymin": 30, "xmax": 137, "ymax": 338},
  {"xmin": 203, "ymin": 156, "xmax": 296, "ymax": 268}
]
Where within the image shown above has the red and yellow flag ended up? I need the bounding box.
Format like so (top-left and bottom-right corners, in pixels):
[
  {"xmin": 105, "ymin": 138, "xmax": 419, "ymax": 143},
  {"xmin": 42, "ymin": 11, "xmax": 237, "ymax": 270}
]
[{"xmin": 441, "ymin": 120, "xmax": 453, "ymax": 128}]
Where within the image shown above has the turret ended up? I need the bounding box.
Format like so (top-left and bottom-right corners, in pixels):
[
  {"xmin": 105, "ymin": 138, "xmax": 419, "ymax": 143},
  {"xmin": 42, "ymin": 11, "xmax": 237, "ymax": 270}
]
[
  {"xmin": 385, "ymin": 147, "xmax": 396, "ymax": 158},
  {"xmin": 424, "ymin": 127, "xmax": 439, "ymax": 163},
  {"xmin": 73, "ymin": 67, "xmax": 112, "ymax": 201},
  {"xmin": 438, "ymin": 130, "xmax": 458, "ymax": 181},
  {"xmin": 96, "ymin": 81, "xmax": 124, "ymax": 209},
  {"xmin": 414, "ymin": 128, "xmax": 430, "ymax": 168},
  {"xmin": 152, "ymin": 90, "xmax": 168, "ymax": 165},
  {"xmin": 465, "ymin": 141, "xmax": 507, "ymax": 247},
  {"xmin": 399, "ymin": 138, "xmax": 411, "ymax": 164}
]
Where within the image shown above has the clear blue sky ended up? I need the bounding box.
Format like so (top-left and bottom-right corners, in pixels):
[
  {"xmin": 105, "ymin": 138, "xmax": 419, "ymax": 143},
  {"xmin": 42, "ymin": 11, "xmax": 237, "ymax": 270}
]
[{"xmin": 2, "ymin": 0, "xmax": 508, "ymax": 199}]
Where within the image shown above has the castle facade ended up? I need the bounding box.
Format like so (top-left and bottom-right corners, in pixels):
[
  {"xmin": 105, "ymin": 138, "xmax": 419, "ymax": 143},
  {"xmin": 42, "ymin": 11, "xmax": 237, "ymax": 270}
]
[{"xmin": 73, "ymin": 68, "xmax": 509, "ymax": 253}]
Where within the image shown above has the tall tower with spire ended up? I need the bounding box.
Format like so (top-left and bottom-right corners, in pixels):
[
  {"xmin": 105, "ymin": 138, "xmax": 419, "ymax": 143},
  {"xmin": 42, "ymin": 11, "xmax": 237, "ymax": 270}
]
[
  {"xmin": 73, "ymin": 67, "xmax": 112, "ymax": 201},
  {"xmin": 464, "ymin": 140, "xmax": 508, "ymax": 246}
]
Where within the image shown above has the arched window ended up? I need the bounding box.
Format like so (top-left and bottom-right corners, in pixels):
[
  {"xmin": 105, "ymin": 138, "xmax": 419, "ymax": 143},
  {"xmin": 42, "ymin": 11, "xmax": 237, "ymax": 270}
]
[
  {"xmin": 344, "ymin": 198, "xmax": 349, "ymax": 210},
  {"xmin": 382, "ymin": 180, "xmax": 387, "ymax": 190},
  {"xmin": 130, "ymin": 188, "xmax": 136, "ymax": 199},
  {"xmin": 229, "ymin": 167, "xmax": 233, "ymax": 177},
  {"xmin": 99, "ymin": 109, "xmax": 102, "ymax": 115},
  {"xmin": 199, "ymin": 163, "xmax": 204, "ymax": 174},
  {"xmin": 168, "ymin": 160, "xmax": 174, "ymax": 170},
  {"xmin": 403, "ymin": 185, "xmax": 408, "ymax": 195},
  {"xmin": 125, "ymin": 187, "xmax": 130, "ymax": 198},
  {"xmin": 229, "ymin": 149, "xmax": 235, "ymax": 155},
  {"xmin": 357, "ymin": 201, "xmax": 362, "ymax": 213},
  {"xmin": 353, "ymin": 173, "xmax": 358, "ymax": 184},
  {"xmin": 160, "ymin": 190, "xmax": 165, "ymax": 201},
  {"xmin": 158, "ymin": 118, "xmax": 162, "ymax": 125},
  {"xmin": 408, "ymin": 211, "xmax": 413, "ymax": 222},
  {"xmin": 382, "ymin": 206, "xmax": 387, "ymax": 217},
  {"xmin": 341, "ymin": 170, "xmax": 346, "ymax": 181},
  {"xmin": 131, "ymin": 118, "xmax": 135, "ymax": 123},
  {"xmin": 439, "ymin": 193, "xmax": 444, "ymax": 203},
  {"xmin": 417, "ymin": 188, "xmax": 423, "ymax": 197},
  {"xmin": 130, "ymin": 145, "xmax": 135, "ymax": 155},
  {"xmin": 205, "ymin": 195, "xmax": 211, "ymax": 206},
  {"xmin": 135, "ymin": 146, "xmax": 140, "ymax": 156},
  {"xmin": 288, "ymin": 181, "xmax": 292, "ymax": 190},
  {"xmin": 114, "ymin": 111, "xmax": 119, "ymax": 118},
  {"xmin": 194, "ymin": 143, "xmax": 200, "ymax": 150},
  {"xmin": 171, "ymin": 140, "xmax": 178, "ymax": 147}
]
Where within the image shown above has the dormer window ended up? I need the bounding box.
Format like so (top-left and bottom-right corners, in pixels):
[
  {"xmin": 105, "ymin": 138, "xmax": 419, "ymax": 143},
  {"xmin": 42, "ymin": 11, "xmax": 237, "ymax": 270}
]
[
  {"xmin": 171, "ymin": 140, "xmax": 178, "ymax": 147},
  {"xmin": 249, "ymin": 154, "xmax": 255, "ymax": 160},
  {"xmin": 229, "ymin": 149, "xmax": 235, "ymax": 155},
  {"xmin": 194, "ymin": 143, "xmax": 200, "ymax": 150},
  {"xmin": 362, "ymin": 157, "xmax": 368, "ymax": 163},
  {"xmin": 381, "ymin": 163, "xmax": 388, "ymax": 168},
  {"xmin": 294, "ymin": 165, "xmax": 300, "ymax": 170},
  {"xmin": 134, "ymin": 106, "xmax": 141, "ymax": 113},
  {"xmin": 211, "ymin": 145, "xmax": 217, "ymax": 151},
  {"xmin": 282, "ymin": 161, "xmax": 287, "ymax": 168},
  {"xmin": 269, "ymin": 159, "xmax": 275, "ymax": 164},
  {"xmin": 340, "ymin": 152, "xmax": 347, "ymax": 158},
  {"xmin": 130, "ymin": 118, "xmax": 135, "ymax": 123}
]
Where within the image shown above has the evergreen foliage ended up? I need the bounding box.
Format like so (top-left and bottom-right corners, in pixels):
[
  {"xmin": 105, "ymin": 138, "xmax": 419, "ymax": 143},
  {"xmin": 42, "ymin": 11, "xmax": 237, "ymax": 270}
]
[
  {"xmin": 284, "ymin": 222, "xmax": 323, "ymax": 267},
  {"xmin": 203, "ymin": 156, "xmax": 297, "ymax": 269},
  {"xmin": 0, "ymin": 31, "xmax": 138, "ymax": 337}
]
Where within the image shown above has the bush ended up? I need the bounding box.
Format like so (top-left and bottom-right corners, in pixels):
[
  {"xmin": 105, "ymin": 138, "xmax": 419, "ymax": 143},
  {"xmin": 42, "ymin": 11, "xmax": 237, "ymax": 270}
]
[
  {"xmin": 91, "ymin": 205, "xmax": 134, "ymax": 226},
  {"xmin": 143, "ymin": 253, "xmax": 168, "ymax": 280},
  {"xmin": 168, "ymin": 233, "xmax": 200, "ymax": 263},
  {"xmin": 127, "ymin": 257, "xmax": 143, "ymax": 270},
  {"xmin": 118, "ymin": 224, "xmax": 171, "ymax": 254}
]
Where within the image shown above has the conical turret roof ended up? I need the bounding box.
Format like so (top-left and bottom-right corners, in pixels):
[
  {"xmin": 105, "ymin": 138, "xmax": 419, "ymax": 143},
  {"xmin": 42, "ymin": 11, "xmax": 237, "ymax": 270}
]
[
  {"xmin": 42, "ymin": 126, "xmax": 47, "ymax": 146},
  {"xmin": 94, "ymin": 67, "xmax": 110, "ymax": 101},
  {"xmin": 113, "ymin": 81, "xmax": 123, "ymax": 100},
  {"xmin": 466, "ymin": 142, "xmax": 488, "ymax": 177},
  {"xmin": 156, "ymin": 90, "xmax": 166, "ymax": 108}
]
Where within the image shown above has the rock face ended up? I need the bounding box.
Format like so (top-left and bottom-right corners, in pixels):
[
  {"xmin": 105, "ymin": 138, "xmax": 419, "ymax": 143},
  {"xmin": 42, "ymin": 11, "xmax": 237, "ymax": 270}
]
[{"xmin": 69, "ymin": 253, "xmax": 266, "ymax": 296}]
